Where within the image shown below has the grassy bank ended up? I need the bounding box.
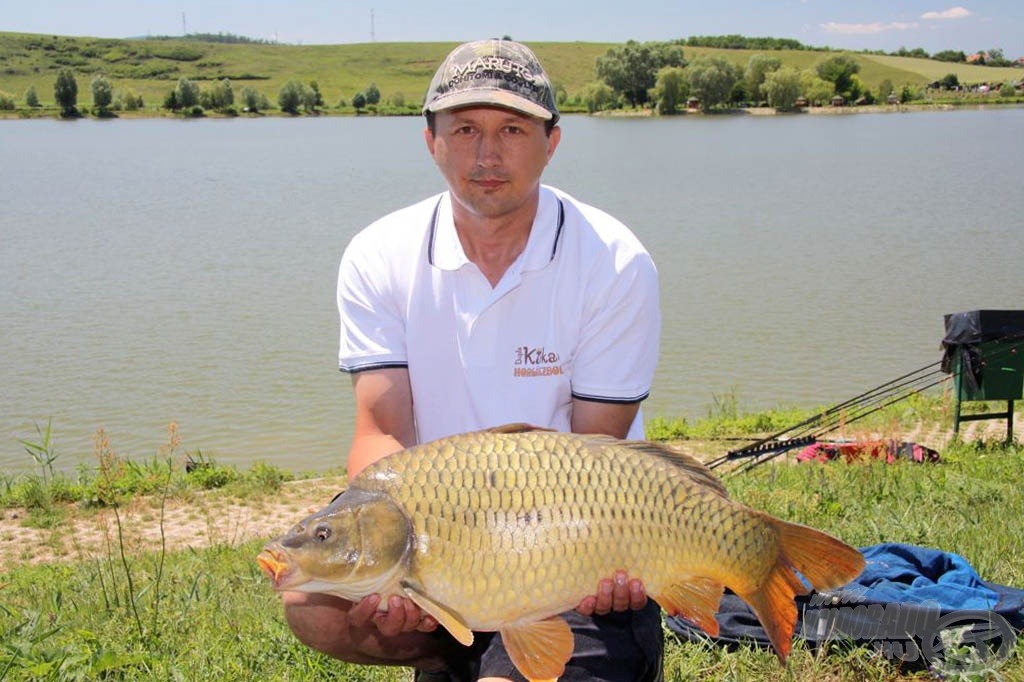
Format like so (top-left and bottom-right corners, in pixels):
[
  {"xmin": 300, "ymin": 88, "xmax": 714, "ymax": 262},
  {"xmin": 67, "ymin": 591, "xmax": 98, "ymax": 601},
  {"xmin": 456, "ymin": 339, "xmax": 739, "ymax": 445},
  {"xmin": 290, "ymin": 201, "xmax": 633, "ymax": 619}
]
[
  {"xmin": 2, "ymin": 397, "xmax": 1022, "ymax": 680},
  {"xmin": 1, "ymin": 31, "xmax": 1021, "ymax": 118}
]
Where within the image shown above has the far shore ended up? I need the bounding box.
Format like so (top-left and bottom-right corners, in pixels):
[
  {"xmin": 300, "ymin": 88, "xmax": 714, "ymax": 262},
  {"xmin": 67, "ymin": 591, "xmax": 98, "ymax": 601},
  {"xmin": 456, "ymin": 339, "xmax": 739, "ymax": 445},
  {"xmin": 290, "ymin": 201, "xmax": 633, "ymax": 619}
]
[{"xmin": 2, "ymin": 100, "xmax": 1022, "ymax": 122}]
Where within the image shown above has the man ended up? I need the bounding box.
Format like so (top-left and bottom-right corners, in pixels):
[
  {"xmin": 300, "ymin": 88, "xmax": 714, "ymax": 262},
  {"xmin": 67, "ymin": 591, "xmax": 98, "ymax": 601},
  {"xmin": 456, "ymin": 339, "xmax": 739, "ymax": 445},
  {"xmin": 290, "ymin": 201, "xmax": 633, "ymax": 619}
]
[{"xmin": 284, "ymin": 39, "xmax": 663, "ymax": 681}]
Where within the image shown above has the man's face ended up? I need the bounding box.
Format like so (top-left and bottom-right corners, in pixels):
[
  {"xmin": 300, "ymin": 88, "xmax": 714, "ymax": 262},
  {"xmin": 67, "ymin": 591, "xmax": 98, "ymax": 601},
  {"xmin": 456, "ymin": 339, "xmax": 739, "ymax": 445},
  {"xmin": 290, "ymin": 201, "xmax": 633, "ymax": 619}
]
[{"xmin": 424, "ymin": 106, "xmax": 560, "ymax": 222}]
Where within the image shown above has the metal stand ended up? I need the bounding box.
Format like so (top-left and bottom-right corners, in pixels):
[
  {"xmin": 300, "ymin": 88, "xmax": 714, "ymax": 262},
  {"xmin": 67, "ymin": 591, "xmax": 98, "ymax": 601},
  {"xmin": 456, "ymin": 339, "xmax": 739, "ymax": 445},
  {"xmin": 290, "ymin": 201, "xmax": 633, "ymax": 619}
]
[{"xmin": 953, "ymin": 397, "xmax": 1015, "ymax": 443}]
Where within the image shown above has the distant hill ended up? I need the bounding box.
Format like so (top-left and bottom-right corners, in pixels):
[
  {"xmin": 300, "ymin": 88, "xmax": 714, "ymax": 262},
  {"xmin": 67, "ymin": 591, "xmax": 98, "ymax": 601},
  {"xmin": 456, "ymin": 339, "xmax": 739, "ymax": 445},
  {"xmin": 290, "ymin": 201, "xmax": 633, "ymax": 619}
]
[{"xmin": 0, "ymin": 31, "xmax": 1019, "ymax": 110}]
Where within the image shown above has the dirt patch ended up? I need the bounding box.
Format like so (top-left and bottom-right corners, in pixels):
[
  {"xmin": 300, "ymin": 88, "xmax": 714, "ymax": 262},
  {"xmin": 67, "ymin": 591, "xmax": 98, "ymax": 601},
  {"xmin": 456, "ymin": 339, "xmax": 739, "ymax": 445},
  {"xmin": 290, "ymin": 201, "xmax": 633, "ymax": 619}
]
[{"xmin": 0, "ymin": 475, "xmax": 347, "ymax": 570}]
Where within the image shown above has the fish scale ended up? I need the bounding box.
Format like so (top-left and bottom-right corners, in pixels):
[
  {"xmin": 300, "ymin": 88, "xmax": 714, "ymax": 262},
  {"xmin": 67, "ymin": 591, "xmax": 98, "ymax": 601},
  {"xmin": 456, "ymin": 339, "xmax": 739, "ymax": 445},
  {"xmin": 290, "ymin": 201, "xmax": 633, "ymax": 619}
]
[
  {"xmin": 259, "ymin": 425, "xmax": 865, "ymax": 682},
  {"xmin": 358, "ymin": 430, "xmax": 750, "ymax": 627}
]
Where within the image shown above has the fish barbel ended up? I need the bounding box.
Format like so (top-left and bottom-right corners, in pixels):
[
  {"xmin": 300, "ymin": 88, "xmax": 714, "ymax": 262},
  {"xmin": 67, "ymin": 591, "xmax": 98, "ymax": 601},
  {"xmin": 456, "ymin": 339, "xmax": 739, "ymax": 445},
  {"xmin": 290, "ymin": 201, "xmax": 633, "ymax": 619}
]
[{"xmin": 259, "ymin": 424, "xmax": 864, "ymax": 681}]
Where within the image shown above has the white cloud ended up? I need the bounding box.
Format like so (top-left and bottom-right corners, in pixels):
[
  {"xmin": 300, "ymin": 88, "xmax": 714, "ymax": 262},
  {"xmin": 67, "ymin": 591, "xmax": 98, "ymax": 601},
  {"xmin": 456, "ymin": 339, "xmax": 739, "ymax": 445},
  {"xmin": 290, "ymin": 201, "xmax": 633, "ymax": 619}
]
[
  {"xmin": 920, "ymin": 7, "xmax": 972, "ymax": 20},
  {"xmin": 821, "ymin": 21, "xmax": 918, "ymax": 35}
]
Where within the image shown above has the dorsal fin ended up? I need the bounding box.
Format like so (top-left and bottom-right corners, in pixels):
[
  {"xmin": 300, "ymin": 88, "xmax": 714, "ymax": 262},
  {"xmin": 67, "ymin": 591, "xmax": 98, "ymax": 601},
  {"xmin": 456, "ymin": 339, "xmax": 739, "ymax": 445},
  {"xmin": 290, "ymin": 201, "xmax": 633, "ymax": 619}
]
[
  {"xmin": 586, "ymin": 436, "xmax": 730, "ymax": 498},
  {"xmin": 485, "ymin": 423, "xmax": 557, "ymax": 434}
]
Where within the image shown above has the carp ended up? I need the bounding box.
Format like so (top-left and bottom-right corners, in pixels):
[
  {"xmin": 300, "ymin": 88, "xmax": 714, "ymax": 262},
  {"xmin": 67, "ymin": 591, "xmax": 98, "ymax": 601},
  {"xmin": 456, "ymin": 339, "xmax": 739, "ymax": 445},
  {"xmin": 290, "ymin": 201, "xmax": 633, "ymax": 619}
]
[{"xmin": 258, "ymin": 424, "xmax": 864, "ymax": 681}]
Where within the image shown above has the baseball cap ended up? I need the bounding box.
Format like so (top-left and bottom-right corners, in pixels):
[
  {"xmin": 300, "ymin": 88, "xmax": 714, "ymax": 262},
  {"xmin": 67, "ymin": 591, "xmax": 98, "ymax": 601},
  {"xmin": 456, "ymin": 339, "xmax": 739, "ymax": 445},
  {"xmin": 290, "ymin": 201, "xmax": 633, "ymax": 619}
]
[{"xmin": 422, "ymin": 39, "xmax": 559, "ymax": 123}]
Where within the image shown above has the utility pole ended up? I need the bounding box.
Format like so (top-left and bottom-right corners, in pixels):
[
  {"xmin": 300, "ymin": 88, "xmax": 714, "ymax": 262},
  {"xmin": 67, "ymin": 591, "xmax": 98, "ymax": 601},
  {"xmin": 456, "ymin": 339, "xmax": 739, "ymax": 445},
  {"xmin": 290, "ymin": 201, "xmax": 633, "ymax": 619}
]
[
  {"xmin": 370, "ymin": 9, "xmax": 375, "ymax": 42},
  {"xmin": 182, "ymin": 12, "xmax": 187, "ymax": 36}
]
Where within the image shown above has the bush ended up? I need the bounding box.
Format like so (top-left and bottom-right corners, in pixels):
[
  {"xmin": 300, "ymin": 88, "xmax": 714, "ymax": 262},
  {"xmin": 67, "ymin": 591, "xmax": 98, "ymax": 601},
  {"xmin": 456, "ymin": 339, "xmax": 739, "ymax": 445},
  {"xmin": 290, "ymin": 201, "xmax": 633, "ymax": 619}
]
[
  {"xmin": 24, "ymin": 85, "xmax": 40, "ymax": 107},
  {"xmin": 175, "ymin": 77, "xmax": 200, "ymax": 108},
  {"xmin": 114, "ymin": 88, "xmax": 144, "ymax": 111},
  {"xmin": 91, "ymin": 74, "xmax": 113, "ymax": 111},
  {"xmin": 0, "ymin": 91, "xmax": 15, "ymax": 110},
  {"xmin": 54, "ymin": 68, "xmax": 79, "ymax": 116},
  {"xmin": 240, "ymin": 86, "xmax": 269, "ymax": 113},
  {"xmin": 201, "ymin": 78, "xmax": 233, "ymax": 110},
  {"xmin": 278, "ymin": 80, "xmax": 305, "ymax": 114}
]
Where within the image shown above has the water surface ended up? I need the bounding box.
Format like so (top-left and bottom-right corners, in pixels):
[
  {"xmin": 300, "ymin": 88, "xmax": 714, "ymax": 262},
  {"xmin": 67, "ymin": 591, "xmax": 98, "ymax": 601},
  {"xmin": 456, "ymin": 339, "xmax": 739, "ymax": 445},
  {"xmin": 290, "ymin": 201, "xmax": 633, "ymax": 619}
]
[{"xmin": 2, "ymin": 110, "xmax": 1021, "ymax": 474}]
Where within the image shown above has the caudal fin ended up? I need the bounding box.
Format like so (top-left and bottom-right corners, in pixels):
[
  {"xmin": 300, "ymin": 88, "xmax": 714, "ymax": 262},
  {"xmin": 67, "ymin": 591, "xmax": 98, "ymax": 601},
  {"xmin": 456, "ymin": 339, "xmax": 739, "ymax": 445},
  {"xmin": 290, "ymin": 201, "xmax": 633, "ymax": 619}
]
[{"xmin": 738, "ymin": 518, "xmax": 864, "ymax": 662}]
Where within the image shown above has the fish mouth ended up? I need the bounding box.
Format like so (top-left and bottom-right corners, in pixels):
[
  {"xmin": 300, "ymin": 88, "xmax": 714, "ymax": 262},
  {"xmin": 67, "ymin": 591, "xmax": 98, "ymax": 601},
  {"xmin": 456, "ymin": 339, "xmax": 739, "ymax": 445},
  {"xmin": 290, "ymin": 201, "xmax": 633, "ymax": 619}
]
[{"xmin": 257, "ymin": 546, "xmax": 293, "ymax": 588}]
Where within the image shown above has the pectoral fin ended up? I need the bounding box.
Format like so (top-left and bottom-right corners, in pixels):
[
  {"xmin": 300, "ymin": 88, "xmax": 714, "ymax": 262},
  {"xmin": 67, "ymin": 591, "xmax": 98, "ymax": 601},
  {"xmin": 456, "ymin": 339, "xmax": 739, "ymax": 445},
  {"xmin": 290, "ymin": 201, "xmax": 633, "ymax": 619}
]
[
  {"xmin": 499, "ymin": 616, "xmax": 574, "ymax": 682},
  {"xmin": 401, "ymin": 581, "xmax": 474, "ymax": 647},
  {"xmin": 655, "ymin": 577, "xmax": 724, "ymax": 636}
]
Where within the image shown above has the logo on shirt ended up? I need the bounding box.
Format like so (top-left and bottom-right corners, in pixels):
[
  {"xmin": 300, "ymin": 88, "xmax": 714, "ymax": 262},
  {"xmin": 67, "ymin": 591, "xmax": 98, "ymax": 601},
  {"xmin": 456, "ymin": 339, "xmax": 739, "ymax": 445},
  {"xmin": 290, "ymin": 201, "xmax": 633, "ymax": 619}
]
[{"xmin": 513, "ymin": 345, "xmax": 563, "ymax": 377}]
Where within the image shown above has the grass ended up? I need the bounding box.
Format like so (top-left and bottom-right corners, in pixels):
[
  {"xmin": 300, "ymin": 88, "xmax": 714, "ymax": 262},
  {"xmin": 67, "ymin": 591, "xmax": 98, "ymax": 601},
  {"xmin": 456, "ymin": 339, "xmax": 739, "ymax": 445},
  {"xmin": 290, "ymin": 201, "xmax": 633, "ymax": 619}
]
[
  {"xmin": 1, "ymin": 31, "xmax": 1021, "ymax": 117},
  {"xmin": 1, "ymin": 400, "xmax": 1022, "ymax": 680},
  {"xmin": 0, "ymin": 422, "xmax": 301, "ymax": 534}
]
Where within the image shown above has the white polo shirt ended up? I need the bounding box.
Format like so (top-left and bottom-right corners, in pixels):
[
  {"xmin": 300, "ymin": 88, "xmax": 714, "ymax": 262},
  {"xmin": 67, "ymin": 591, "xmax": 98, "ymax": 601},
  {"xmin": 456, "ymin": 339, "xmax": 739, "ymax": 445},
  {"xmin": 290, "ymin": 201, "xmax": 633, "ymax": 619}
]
[{"xmin": 338, "ymin": 185, "xmax": 660, "ymax": 443}]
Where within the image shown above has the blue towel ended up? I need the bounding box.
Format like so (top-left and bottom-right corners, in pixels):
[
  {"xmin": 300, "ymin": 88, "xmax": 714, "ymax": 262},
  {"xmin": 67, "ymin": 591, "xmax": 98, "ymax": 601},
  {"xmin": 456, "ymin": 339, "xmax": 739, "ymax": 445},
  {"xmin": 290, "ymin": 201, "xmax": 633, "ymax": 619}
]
[{"xmin": 847, "ymin": 543, "xmax": 1001, "ymax": 610}]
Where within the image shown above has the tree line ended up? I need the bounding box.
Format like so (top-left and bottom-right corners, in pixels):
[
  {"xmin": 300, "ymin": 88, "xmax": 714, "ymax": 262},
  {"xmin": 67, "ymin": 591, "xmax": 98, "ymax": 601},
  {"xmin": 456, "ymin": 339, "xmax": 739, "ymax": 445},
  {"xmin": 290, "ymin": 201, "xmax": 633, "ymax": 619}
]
[
  {"xmin": 578, "ymin": 40, "xmax": 1020, "ymax": 114},
  {"xmin": 34, "ymin": 68, "xmax": 400, "ymax": 118},
  {"xmin": 583, "ymin": 41, "xmax": 869, "ymax": 113},
  {"xmin": 6, "ymin": 37, "xmax": 1019, "ymax": 118}
]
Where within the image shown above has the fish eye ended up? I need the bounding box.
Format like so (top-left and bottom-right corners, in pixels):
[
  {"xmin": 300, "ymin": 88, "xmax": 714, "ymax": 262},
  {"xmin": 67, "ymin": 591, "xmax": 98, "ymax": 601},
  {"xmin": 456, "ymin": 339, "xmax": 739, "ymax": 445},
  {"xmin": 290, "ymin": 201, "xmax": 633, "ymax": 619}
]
[{"xmin": 314, "ymin": 524, "xmax": 332, "ymax": 542}]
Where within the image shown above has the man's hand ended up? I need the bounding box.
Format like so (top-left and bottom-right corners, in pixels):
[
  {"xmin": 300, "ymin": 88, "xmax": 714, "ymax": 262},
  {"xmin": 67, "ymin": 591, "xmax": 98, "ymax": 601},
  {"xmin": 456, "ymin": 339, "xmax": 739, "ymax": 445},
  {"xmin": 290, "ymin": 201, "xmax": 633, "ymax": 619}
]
[
  {"xmin": 347, "ymin": 594, "xmax": 439, "ymax": 637},
  {"xmin": 576, "ymin": 570, "xmax": 647, "ymax": 616}
]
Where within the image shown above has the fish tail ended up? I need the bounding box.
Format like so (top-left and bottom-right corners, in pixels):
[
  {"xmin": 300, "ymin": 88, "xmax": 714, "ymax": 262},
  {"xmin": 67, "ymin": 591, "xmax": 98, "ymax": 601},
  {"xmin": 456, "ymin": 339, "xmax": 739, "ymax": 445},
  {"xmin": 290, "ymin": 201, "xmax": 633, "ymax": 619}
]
[{"xmin": 738, "ymin": 518, "xmax": 865, "ymax": 663}]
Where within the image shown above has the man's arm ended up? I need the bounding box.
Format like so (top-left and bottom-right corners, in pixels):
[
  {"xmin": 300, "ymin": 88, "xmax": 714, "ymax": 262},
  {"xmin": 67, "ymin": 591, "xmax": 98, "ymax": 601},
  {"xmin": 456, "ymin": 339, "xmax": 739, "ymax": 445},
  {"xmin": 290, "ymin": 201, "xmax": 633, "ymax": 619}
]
[
  {"xmin": 571, "ymin": 398, "xmax": 648, "ymax": 614},
  {"xmin": 570, "ymin": 398, "xmax": 640, "ymax": 439},
  {"xmin": 347, "ymin": 367, "xmax": 416, "ymax": 480},
  {"xmin": 343, "ymin": 367, "xmax": 440, "ymax": 636}
]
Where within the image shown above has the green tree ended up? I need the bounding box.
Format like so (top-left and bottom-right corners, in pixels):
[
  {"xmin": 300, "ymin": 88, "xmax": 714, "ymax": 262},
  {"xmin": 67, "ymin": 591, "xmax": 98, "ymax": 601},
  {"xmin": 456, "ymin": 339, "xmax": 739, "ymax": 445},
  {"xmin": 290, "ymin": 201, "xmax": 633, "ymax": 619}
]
[
  {"xmin": 162, "ymin": 90, "xmax": 178, "ymax": 111},
  {"xmin": 933, "ymin": 50, "xmax": 966, "ymax": 63},
  {"xmin": 596, "ymin": 40, "xmax": 685, "ymax": 107},
  {"xmin": 309, "ymin": 81, "xmax": 325, "ymax": 108},
  {"xmin": 240, "ymin": 86, "xmax": 268, "ymax": 113},
  {"xmin": 115, "ymin": 88, "xmax": 143, "ymax": 111},
  {"xmin": 651, "ymin": 66, "xmax": 687, "ymax": 115},
  {"xmin": 987, "ymin": 48, "xmax": 1008, "ymax": 66},
  {"xmin": 878, "ymin": 79, "xmax": 894, "ymax": 100},
  {"xmin": 579, "ymin": 81, "xmax": 617, "ymax": 113},
  {"xmin": 175, "ymin": 77, "xmax": 200, "ymax": 108},
  {"xmin": 763, "ymin": 67, "xmax": 802, "ymax": 111},
  {"xmin": 300, "ymin": 83, "xmax": 318, "ymax": 112},
  {"xmin": 206, "ymin": 78, "xmax": 234, "ymax": 110},
  {"xmin": 799, "ymin": 71, "xmax": 833, "ymax": 106},
  {"xmin": 54, "ymin": 68, "xmax": 79, "ymax": 117},
  {"xmin": 364, "ymin": 82, "xmax": 381, "ymax": 106},
  {"xmin": 91, "ymin": 74, "xmax": 113, "ymax": 112},
  {"xmin": 939, "ymin": 73, "xmax": 960, "ymax": 89},
  {"xmin": 814, "ymin": 55, "xmax": 860, "ymax": 97},
  {"xmin": 278, "ymin": 80, "xmax": 305, "ymax": 114},
  {"xmin": 744, "ymin": 54, "xmax": 782, "ymax": 103},
  {"xmin": 352, "ymin": 91, "xmax": 367, "ymax": 112},
  {"xmin": 684, "ymin": 56, "xmax": 739, "ymax": 111},
  {"xmin": 0, "ymin": 91, "xmax": 14, "ymax": 110},
  {"xmin": 25, "ymin": 85, "xmax": 40, "ymax": 107}
]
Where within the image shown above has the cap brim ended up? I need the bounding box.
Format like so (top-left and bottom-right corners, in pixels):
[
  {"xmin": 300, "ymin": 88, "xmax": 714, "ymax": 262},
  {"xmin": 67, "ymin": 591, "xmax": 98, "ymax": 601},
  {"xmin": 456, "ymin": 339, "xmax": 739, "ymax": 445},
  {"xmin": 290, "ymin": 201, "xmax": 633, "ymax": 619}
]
[{"xmin": 423, "ymin": 88, "xmax": 554, "ymax": 120}]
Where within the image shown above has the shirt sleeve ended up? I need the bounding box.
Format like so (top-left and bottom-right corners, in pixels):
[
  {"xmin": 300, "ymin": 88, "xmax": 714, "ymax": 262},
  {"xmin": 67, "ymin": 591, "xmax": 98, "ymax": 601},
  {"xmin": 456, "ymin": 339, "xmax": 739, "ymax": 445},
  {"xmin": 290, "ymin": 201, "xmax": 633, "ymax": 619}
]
[
  {"xmin": 337, "ymin": 233, "xmax": 408, "ymax": 373},
  {"xmin": 570, "ymin": 247, "xmax": 661, "ymax": 404}
]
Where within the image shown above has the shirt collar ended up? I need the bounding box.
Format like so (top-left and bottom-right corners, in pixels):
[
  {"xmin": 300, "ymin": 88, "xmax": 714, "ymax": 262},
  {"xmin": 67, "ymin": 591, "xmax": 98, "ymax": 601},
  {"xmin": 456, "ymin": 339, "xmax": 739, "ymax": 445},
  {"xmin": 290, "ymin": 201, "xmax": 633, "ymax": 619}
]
[{"xmin": 428, "ymin": 186, "xmax": 564, "ymax": 272}]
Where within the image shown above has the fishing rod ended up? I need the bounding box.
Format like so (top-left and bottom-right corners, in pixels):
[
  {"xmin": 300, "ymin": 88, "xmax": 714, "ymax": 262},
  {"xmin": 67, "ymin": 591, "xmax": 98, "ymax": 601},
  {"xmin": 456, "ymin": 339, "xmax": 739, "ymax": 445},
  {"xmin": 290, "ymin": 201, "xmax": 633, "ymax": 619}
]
[
  {"xmin": 705, "ymin": 361, "xmax": 945, "ymax": 470},
  {"xmin": 729, "ymin": 372, "xmax": 954, "ymax": 474},
  {"xmin": 707, "ymin": 331, "xmax": 1024, "ymax": 473}
]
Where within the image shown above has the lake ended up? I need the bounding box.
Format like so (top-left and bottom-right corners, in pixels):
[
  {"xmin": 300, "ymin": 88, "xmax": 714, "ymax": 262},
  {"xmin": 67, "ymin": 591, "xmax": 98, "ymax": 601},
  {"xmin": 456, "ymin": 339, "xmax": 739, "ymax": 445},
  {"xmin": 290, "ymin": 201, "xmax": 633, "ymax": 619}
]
[{"xmin": 2, "ymin": 108, "xmax": 1022, "ymax": 475}]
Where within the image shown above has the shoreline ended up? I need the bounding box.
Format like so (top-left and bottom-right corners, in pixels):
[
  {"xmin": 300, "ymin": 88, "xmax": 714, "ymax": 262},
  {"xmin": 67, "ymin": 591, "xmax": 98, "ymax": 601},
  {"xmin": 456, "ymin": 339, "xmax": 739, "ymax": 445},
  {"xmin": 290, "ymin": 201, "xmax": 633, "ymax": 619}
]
[{"xmin": 2, "ymin": 101, "xmax": 1022, "ymax": 122}]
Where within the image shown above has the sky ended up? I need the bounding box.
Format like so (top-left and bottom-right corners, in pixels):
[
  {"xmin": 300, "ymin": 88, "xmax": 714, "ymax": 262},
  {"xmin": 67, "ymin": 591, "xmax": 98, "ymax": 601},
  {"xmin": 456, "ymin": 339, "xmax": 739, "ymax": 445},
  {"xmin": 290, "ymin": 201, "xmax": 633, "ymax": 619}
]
[{"xmin": 3, "ymin": 0, "xmax": 1023, "ymax": 59}]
